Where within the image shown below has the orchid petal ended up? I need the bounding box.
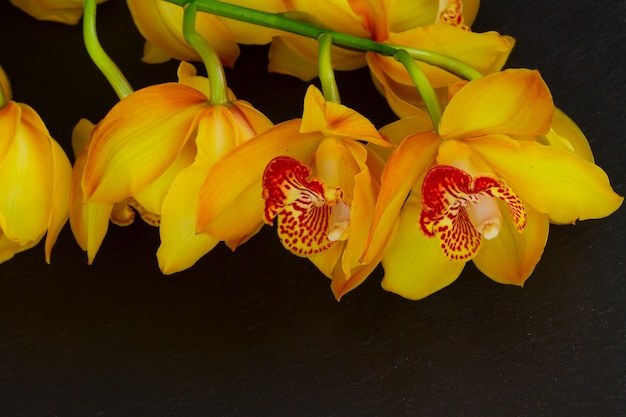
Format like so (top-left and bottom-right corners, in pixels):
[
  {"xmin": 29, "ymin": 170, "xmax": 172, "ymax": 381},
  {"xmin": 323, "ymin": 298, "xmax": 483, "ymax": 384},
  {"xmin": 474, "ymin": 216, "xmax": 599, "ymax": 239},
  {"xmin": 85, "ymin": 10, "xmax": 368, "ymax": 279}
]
[
  {"xmin": 141, "ymin": 39, "xmax": 172, "ymax": 64},
  {"xmin": 83, "ymin": 83, "xmax": 206, "ymax": 203},
  {"xmin": 175, "ymin": 61, "xmax": 237, "ymax": 102},
  {"xmin": 309, "ymin": 241, "xmax": 344, "ymax": 278},
  {"xmin": 367, "ymin": 52, "xmax": 451, "ymax": 118},
  {"xmin": 0, "ymin": 103, "xmax": 52, "ymax": 244},
  {"xmin": 331, "ymin": 251, "xmax": 384, "ymax": 301},
  {"xmin": 469, "ymin": 135, "xmax": 624, "ymax": 223},
  {"xmin": 384, "ymin": 0, "xmax": 438, "ymax": 31},
  {"xmin": 439, "ymin": 69, "xmax": 554, "ymax": 139},
  {"xmin": 0, "ymin": 101, "xmax": 19, "ymax": 166},
  {"xmin": 197, "ymin": 120, "xmax": 323, "ymax": 240},
  {"xmin": 339, "ymin": 140, "xmax": 377, "ymax": 275},
  {"xmin": 378, "ymin": 25, "xmax": 514, "ymax": 89},
  {"xmin": 543, "ymin": 108, "xmax": 594, "ymax": 163},
  {"xmin": 219, "ymin": 0, "xmax": 286, "ymax": 45},
  {"xmin": 71, "ymin": 118, "xmax": 93, "ymax": 158},
  {"xmin": 300, "ymin": 86, "xmax": 392, "ymax": 147},
  {"xmin": 268, "ymin": 36, "xmax": 366, "ymax": 81},
  {"xmin": 286, "ymin": 0, "xmax": 371, "ymax": 37},
  {"xmin": 371, "ymin": 0, "xmax": 481, "ymax": 33},
  {"xmin": 0, "ymin": 231, "xmax": 38, "ymax": 264},
  {"xmin": 158, "ymin": 102, "xmax": 272, "ymax": 273},
  {"xmin": 9, "ymin": 0, "xmax": 101, "ymax": 24},
  {"xmin": 69, "ymin": 148, "xmax": 114, "ymax": 265},
  {"xmin": 133, "ymin": 137, "xmax": 196, "ymax": 215},
  {"xmin": 473, "ymin": 202, "xmax": 549, "ymax": 286},
  {"xmin": 44, "ymin": 137, "xmax": 72, "ymax": 263},
  {"xmin": 362, "ymin": 132, "xmax": 440, "ymax": 264},
  {"xmin": 314, "ymin": 137, "xmax": 360, "ymax": 201},
  {"xmin": 157, "ymin": 163, "xmax": 219, "ymax": 275},
  {"xmin": 381, "ymin": 193, "xmax": 465, "ymax": 300},
  {"xmin": 373, "ymin": 113, "xmax": 433, "ymax": 160},
  {"xmin": 346, "ymin": 0, "xmax": 389, "ymax": 40},
  {"xmin": 127, "ymin": 0, "xmax": 240, "ymax": 66}
]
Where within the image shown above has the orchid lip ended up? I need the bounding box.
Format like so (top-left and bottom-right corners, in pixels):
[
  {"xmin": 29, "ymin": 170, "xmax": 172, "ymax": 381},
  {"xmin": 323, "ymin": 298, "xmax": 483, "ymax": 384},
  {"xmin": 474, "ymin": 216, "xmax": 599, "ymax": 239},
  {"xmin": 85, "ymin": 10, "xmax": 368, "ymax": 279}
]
[{"xmin": 420, "ymin": 165, "xmax": 526, "ymax": 261}]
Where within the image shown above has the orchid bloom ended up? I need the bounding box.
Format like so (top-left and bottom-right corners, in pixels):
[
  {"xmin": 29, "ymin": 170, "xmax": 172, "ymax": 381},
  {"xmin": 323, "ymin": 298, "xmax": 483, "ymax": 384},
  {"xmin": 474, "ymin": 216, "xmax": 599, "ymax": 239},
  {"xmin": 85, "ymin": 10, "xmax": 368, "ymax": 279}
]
[
  {"xmin": 70, "ymin": 61, "xmax": 274, "ymax": 273},
  {"xmin": 363, "ymin": 69, "xmax": 623, "ymax": 300},
  {"xmin": 361, "ymin": 0, "xmax": 515, "ymax": 118},
  {"xmin": 267, "ymin": 0, "xmax": 509, "ymax": 103},
  {"xmin": 127, "ymin": 0, "xmax": 286, "ymax": 64},
  {"xmin": 197, "ymin": 85, "xmax": 393, "ymax": 299},
  {"xmin": 270, "ymin": 0, "xmax": 479, "ymax": 80},
  {"xmin": 0, "ymin": 65, "xmax": 72, "ymax": 264},
  {"xmin": 268, "ymin": 0, "xmax": 371, "ymax": 80},
  {"xmin": 9, "ymin": 0, "xmax": 108, "ymax": 24}
]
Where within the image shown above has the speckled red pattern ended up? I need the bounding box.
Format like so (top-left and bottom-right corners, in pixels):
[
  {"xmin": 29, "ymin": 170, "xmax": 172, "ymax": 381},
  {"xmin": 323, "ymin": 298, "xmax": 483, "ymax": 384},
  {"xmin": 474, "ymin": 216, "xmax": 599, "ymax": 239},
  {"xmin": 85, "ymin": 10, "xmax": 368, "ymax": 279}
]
[
  {"xmin": 262, "ymin": 156, "xmax": 336, "ymax": 256},
  {"xmin": 420, "ymin": 165, "xmax": 526, "ymax": 260}
]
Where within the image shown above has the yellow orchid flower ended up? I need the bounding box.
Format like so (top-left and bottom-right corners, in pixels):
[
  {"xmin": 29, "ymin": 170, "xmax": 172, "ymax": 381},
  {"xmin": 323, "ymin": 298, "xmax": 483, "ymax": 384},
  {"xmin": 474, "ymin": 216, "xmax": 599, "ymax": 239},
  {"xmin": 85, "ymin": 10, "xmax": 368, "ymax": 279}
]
[
  {"xmin": 9, "ymin": 0, "xmax": 108, "ymax": 24},
  {"xmin": 197, "ymin": 85, "xmax": 393, "ymax": 299},
  {"xmin": 127, "ymin": 0, "xmax": 286, "ymax": 64},
  {"xmin": 0, "ymin": 66, "xmax": 72, "ymax": 264},
  {"xmin": 267, "ymin": 0, "xmax": 501, "ymax": 95},
  {"xmin": 383, "ymin": 0, "xmax": 479, "ymax": 32},
  {"xmin": 268, "ymin": 0, "xmax": 371, "ymax": 80},
  {"xmin": 364, "ymin": 69, "xmax": 623, "ymax": 300},
  {"xmin": 70, "ymin": 61, "xmax": 274, "ymax": 273},
  {"xmin": 362, "ymin": 0, "xmax": 515, "ymax": 118}
]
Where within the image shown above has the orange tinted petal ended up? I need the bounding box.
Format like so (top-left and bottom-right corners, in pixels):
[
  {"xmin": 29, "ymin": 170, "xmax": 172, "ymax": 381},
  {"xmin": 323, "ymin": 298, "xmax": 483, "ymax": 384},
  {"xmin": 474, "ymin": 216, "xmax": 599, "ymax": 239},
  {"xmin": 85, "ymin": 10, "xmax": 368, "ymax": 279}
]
[
  {"xmin": 469, "ymin": 135, "xmax": 623, "ymax": 223},
  {"xmin": 69, "ymin": 148, "xmax": 114, "ymax": 264},
  {"xmin": 362, "ymin": 132, "xmax": 440, "ymax": 264},
  {"xmin": 381, "ymin": 193, "xmax": 466, "ymax": 300},
  {"xmin": 44, "ymin": 137, "xmax": 72, "ymax": 263},
  {"xmin": 128, "ymin": 0, "xmax": 239, "ymax": 66},
  {"xmin": 197, "ymin": 120, "xmax": 323, "ymax": 240},
  {"xmin": 83, "ymin": 83, "xmax": 206, "ymax": 203},
  {"xmin": 300, "ymin": 85, "xmax": 392, "ymax": 147},
  {"xmin": 440, "ymin": 69, "xmax": 554, "ymax": 139}
]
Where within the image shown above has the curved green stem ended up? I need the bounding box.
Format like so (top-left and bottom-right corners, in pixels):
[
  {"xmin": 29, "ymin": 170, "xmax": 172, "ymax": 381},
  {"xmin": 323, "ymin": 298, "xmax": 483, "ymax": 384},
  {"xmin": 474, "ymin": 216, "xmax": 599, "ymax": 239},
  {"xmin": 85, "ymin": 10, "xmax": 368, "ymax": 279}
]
[
  {"xmin": 163, "ymin": 0, "xmax": 481, "ymax": 81},
  {"xmin": 83, "ymin": 0, "xmax": 133, "ymax": 99},
  {"xmin": 394, "ymin": 49, "xmax": 442, "ymax": 131},
  {"xmin": 389, "ymin": 44, "xmax": 483, "ymax": 81},
  {"xmin": 318, "ymin": 33, "xmax": 339, "ymax": 104},
  {"xmin": 182, "ymin": 3, "xmax": 229, "ymax": 105}
]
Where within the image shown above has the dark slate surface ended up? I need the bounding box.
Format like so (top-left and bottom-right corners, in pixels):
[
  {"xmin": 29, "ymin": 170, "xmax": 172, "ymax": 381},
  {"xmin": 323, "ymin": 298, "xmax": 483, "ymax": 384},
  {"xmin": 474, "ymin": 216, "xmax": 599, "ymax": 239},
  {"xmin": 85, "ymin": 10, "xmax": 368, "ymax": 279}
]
[{"xmin": 0, "ymin": 1, "xmax": 624, "ymax": 415}]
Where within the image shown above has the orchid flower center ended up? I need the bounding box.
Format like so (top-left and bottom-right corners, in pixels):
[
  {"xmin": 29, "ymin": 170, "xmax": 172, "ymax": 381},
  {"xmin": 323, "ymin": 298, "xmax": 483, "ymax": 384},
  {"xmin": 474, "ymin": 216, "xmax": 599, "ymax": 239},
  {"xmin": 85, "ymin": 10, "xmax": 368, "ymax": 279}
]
[
  {"xmin": 437, "ymin": 0, "xmax": 470, "ymax": 30},
  {"xmin": 262, "ymin": 156, "xmax": 350, "ymax": 257},
  {"xmin": 419, "ymin": 165, "xmax": 526, "ymax": 261}
]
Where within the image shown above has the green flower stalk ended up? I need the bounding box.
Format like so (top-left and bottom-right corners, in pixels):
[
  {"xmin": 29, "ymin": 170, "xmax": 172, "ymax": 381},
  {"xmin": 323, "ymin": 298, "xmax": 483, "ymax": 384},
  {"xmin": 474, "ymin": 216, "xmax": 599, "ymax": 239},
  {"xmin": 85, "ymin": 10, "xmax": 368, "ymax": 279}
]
[
  {"xmin": 394, "ymin": 49, "xmax": 442, "ymax": 130},
  {"xmin": 83, "ymin": 0, "xmax": 133, "ymax": 99},
  {"xmin": 317, "ymin": 33, "xmax": 340, "ymax": 104},
  {"xmin": 182, "ymin": 3, "xmax": 229, "ymax": 105},
  {"xmin": 163, "ymin": 0, "xmax": 482, "ymax": 81}
]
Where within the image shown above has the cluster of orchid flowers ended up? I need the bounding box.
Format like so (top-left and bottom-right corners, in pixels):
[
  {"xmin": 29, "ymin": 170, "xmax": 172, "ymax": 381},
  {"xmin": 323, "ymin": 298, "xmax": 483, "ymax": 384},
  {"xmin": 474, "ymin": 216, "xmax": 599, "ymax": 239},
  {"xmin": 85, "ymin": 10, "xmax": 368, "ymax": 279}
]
[{"xmin": 2, "ymin": 0, "xmax": 622, "ymax": 300}]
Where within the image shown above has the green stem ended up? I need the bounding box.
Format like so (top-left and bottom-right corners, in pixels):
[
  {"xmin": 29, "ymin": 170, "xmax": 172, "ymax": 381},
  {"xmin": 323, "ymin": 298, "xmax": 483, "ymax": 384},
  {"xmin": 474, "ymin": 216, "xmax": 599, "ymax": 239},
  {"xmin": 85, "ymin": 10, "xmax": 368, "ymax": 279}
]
[
  {"xmin": 83, "ymin": 0, "xmax": 133, "ymax": 99},
  {"xmin": 389, "ymin": 44, "xmax": 483, "ymax": 81},
  {"xmin": 394, "ymin": 49, "xmax": 442, "ymax": 131},
  {"xmin": 163, "ymin": 0, "xmax": 481, "ymax": 82},
  {"xmin": 318, "ymin": 33, "xmax": 339, "ymax": 104},
  {"xmin": 182, "ymin": 3, "xmax": 229, "ymax": 105}
]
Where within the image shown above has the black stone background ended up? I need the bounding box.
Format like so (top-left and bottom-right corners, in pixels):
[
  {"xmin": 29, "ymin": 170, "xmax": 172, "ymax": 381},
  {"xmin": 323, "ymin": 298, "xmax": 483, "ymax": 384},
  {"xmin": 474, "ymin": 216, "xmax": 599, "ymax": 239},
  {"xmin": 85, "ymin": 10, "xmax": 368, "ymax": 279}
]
[{"xmin": 0, "ymin": 1, "xmax": 624, "ymax": 415}]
